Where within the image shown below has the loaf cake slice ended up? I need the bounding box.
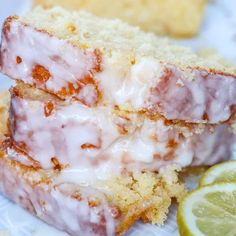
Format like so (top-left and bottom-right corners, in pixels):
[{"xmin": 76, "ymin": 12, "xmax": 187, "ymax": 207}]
[
  {"xmin": 0, "ymin": 89, "xmax": 187, "ymax": 235},
  {"xmin": 34, "ymin": 0, "xmax": 207, "ymax": 37},
  {"xmin": 0, "ymin": 6, "xmax": 235, "ymax": 236},
  {"xmin": 1, "ymin": 7, "xmax": 236, "ymax": 124},
  {"xmin": 0, "ymin": 139, "xmax": 186, "ymax": 236},
  {"xmin": 8, "ymin": 83, "xmax": 235, "ymax": 176}
]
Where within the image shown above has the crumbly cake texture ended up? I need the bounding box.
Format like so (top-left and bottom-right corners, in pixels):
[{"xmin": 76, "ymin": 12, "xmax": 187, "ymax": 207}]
[
  {"xmin": 1, "ymin": 7, "xmax": 236, "ymax": 124},
  {"xmin": 20, "ymin": 7, "xmax": 233, "ymax": 72},
  {"xmin": 34, "ymin": 0, "xmax": 207, "ymax": 37},
  {"xmin": 0, "ymin": 141, "xmax": 186, "ymax": 236},
  {"xmin": 0, "ymin": 90, "xmax": 187, "ymax": 234},
  {"xmin": 98, "ymin": 165, "xmax": 187, "ymax": 234},
  {"xmin": 0, "ymin": 91, "xmax": 10, "ymax": 141}
]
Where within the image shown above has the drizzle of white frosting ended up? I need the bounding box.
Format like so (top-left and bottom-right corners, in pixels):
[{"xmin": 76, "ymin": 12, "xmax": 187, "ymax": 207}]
[
  {"xmin": 96, "ymin": 55, "xmax": 163, "ymax": 110},
  {"xmin": 0, "ymin": 157, "xmax": 118, "ymax": 236},
  {"xmin": 1, "ymin": 20, "xmax": 97, "ymax": 92},
  {"xmin": 11, "ymin": 96, "xmax": 121, "ymax": 169},
  {"xmin": 10, "ymin": 95, "xmax": 235, "ymax": 185},
  {"xmin": 1, "ymin": 20, "xmax": 236, "ymax": 123}
]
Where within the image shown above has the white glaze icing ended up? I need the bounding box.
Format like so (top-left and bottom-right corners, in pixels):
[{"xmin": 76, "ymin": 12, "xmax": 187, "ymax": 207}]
[
  {"xmin": 0, "ymin": 157, "xmax": 118, "ymax": 236},
  {"xmin": 9, "ymin": 95, "xmax": 235, "ymax": 185},
  {"xmin": 95, "ymin": 55, "xmax": 163, "ymax": 110},
  {"xmin": 1, "ymin": 20, "xmax": 97, "ymax": 93},
  {"xmin": 10, "ymin": 96, "xmax": 121, "ymax": 169},
  {"xmin": 1, "ymin": 20, "xmax": 236, "ymax": 123}
]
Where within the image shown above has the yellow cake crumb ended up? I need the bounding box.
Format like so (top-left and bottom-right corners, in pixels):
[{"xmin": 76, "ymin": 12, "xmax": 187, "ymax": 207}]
[
  {"xmin": 34, "ymin": 0, "xmax": 207, "ymax": 37},
  {"xmin": 97, "ymin": 165, "xmax": 187, "ymax": 234}
]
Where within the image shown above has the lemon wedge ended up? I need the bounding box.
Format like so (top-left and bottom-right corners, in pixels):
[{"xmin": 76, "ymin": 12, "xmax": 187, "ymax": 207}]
[
  {"xmin": 200, "ymin": 161, "xmax": 236, "ymax": 186},
  {"xmin": 177, "ymin": 183, "xmax": 236, "ymax": 236}
]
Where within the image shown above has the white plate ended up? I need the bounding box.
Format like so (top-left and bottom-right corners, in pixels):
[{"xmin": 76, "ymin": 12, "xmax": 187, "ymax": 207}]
[{"xmin": 0, "ymin": 0, "xmax": 235, "ymax": 235}]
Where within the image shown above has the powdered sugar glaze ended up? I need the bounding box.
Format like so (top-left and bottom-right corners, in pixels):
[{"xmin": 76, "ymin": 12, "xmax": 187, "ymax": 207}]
[
  {"xmin": 1, "ymin": 17, "xmax": 236, "ymax": 123},
  {"xmin": 10, "ymin": 94, "xmax": 235, "ymax": 186}
]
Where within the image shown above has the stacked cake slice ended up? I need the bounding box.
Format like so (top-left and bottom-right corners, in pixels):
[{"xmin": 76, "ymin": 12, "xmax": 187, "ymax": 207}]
[{"xmin": 0, "ymin": 7, "xmax": 235, "ymax": 236}]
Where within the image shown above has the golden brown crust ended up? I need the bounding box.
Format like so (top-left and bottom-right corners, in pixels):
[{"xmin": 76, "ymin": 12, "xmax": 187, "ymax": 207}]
[
  {"xmin": 196, "ymin": 66, "xmax": 236, "ymax": 80},
  {"xmin": 0, "ymin": 91, "xmax": 10, "ymax": 142}
]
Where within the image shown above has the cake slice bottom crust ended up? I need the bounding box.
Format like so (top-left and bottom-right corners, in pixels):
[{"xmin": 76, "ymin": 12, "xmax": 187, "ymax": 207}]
[{"xmin": 0, "ymin": 144, "xmax": 186, "ymax": 235}]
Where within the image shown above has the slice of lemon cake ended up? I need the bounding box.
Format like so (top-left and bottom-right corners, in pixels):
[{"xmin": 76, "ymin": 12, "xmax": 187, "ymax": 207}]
[
  {"xmin": 0, "ymin": 133, "xmax": 186, "ymax": 236},
  {"xmin": 9, "ymin": 83, "xmax": 235, "ymax": 174},
  {"xmin": 1, "ymin": 7, "xmax": 235, "ymax": 124}
]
